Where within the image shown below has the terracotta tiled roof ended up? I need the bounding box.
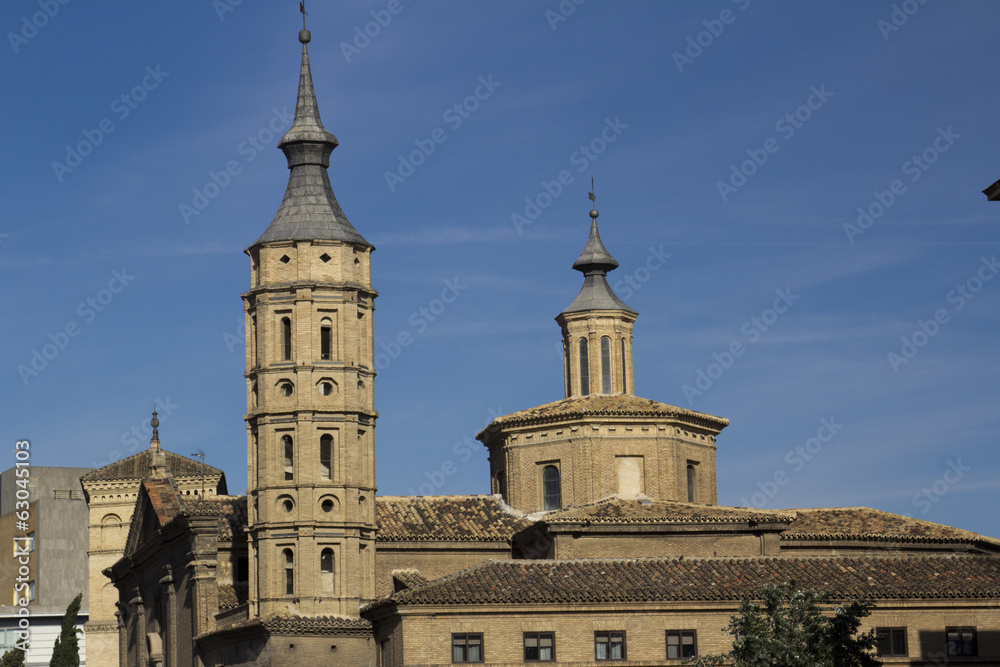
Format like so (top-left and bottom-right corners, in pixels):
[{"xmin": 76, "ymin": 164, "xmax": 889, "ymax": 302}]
[
  {"xmin": 366, "ymin": 555, "xmax": 1000, "ymax": 609},
  {"xmin": 376, "ymin": 495, "xmax": 532, "ymax": 542},
  {"xmin": 392, "ymin": 569, "xmax": 429, "ymax": 591},
  {"xmin": 196, "ymin": 613, "xmax": 371, "ymax": 642},
  {"xmin": 144, "ymin": 478, "xmax": 185, "ymax": 527},
  {"xmin": 82, "ymin": 448, "xmax": 224, "ymax": 482},
  {"xmin": 782, "ymin": 507, "xmax": 1000, "ymax": 548},
  {"xmin": 543, "ymin": 498, "xmax": 794, "ymax": 525},
  {"xmin": 217, "ymin": 583, "xmax": 248, "ymax": 610},
  {"xmin": 184, "ymin": 495, "xmax": 248, "ymax": 541},
  {"xmin": 478, "ymin": 394, "xmax": 728, "ymax": 436}
]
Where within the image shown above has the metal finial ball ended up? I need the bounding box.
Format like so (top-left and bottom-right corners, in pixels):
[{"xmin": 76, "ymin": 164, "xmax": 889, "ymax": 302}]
[
  {"xmin": 590, "ymin": 209, "xmax": 599, "ymax": 219},
  {"xmin": 151, "ymin": 410, "xmax": 159, "ymax": 429},
  {"xmin": 299, "ymin": 29, "xmax": 311, "ymax": 44}
]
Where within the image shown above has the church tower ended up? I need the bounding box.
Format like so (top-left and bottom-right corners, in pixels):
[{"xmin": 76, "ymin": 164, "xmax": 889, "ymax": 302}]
[
  {"xmin": 479, "ymin": 202, "xmax": 728, "ymax": 512},
  {"xmin": 243, "ymin": 27, "xmax": 377, "ymax": 619},
  {"xmin": 556, "ymin": 208, "xmax": 637, "ymax": 398}
]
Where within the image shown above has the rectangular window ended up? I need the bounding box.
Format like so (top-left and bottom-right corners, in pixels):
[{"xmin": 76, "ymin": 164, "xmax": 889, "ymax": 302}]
[
  {"xmin": 452, "ymin": 633, "xmax": 483, "ymax": 663},
  {"xmin": 524, "ymin": 632, "xmax": 555, "ymax": 662},
  {"xmin": 946, "ymin": 627, "xmax": 977, "ymax": 656},
  {"xmin": 876, "ymin": 627, "xmax": 907, "ymax": 657},
  {"xmin": 321, "ymin": 325, "xmax": 331, "ymax": 360},
  {"xmin": 282, "ymin": 317, "xmax": 292, "ymax": 361},
  {"xmin": 595, "ymin": 631, "xmax": 626, "ymax": 661},
  {"xmin": 666, "ymin": 630, "xmax": 697, "ymax": 659}
]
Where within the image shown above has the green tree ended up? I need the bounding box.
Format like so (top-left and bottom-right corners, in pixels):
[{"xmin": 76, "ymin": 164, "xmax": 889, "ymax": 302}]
[
  {"xmin": 0, "ymin": 646, "xmax": 26, "ymax": 667},
  {"xmin": 689, "ymin": 581, "xmax": 882, "ymax": 667},
  {"xmin": 49, "ymin": 592, "xmax": 82, "ymax": 667}
]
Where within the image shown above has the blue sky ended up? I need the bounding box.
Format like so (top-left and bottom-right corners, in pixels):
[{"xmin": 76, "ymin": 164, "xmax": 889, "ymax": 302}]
[{"xmin": 2, "ymin": 2, "xmax": 999, "ymax": 536}]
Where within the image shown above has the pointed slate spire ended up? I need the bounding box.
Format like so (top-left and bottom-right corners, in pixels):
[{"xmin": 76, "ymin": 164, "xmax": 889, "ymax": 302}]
[
  {"xmin": 572, "ymin": 210, "xmax": 620, "ymax": 273},
  {"xmin": 561, "ymin": 209, "xmax": 636, "ymax": 315},
  {"xmin": 251, "ymin": 29, "xmax": 371, "ymax": 249}
]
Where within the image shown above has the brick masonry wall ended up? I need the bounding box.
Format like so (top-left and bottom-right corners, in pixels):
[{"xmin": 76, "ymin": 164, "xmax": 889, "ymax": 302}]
[{"xmin": 376, "ymin": 601, "xmax": 1000, "ymax": 666}]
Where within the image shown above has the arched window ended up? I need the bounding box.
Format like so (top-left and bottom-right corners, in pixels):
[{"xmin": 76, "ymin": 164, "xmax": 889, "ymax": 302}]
[
  {"xmin": 578, "ymin": 338, "xmax": 589, "ymax": 396},
  {"xmin": 542, "ymin": 465, "xmax": 561, "ymax": 511},
  {"xmin": 601, "ymin": 336, "xmax": 612, "ymax": 394},
  {"xmin": 283, "ymin": 549, "xmax": 294, "ymax": 596},
  {"xmin": 282, "ymin": 435, "xmax": 293, "ymax": 481},
  {"xmin": 320, "ymin": 318, "xmax": 332, "ymax": 360},
  {"xmin": 320, "ymin": 548, "xmax": 334, "ymax": 593},
  {"xmin": 320, "ymin": 434, "xmax": 332, "ymax": 480},
  {"xmin": 687, "ymin": 463, "xmax": 697, "ymax": 503},
  {"xmin": 621, "ymin": 338, "xmax": 628, "ymax": 393},
  {"xmin": 281, "ymin": 317, "xmax": 292, "ymax": 360}
]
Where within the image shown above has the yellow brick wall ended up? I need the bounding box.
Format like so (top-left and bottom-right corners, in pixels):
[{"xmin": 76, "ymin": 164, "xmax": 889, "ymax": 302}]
[{"xmin": 372, "ymin": 600, "xmax": 1000, "ymax": 666}]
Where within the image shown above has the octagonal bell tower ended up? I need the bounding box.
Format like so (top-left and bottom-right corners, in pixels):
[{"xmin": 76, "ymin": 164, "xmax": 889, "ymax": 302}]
[{"xmin": 243, "ymin": 27, "xmax": 377, "ymax": 619}]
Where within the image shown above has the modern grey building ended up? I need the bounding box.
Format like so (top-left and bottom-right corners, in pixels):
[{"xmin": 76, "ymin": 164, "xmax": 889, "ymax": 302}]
[{"xmin": 0, "ymin": 466, "xmax": 92, "ymax": 666}]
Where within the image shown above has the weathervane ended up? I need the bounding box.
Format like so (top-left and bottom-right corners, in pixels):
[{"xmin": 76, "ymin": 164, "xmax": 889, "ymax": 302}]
[
  {"xmin": 300, "ymin": 1, "xmax": 308, "ymax": 29},
  {"xmin": 589, "ymin": 177, "xmax": 599, "ymax": 220}
]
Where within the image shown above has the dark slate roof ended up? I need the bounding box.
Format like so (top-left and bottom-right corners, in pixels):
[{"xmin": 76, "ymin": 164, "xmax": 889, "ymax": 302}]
[
  {"xmin": 251, "ymin": 35, "xmax": 371, "ymax": 249},
  {"xmin": 479, "ymin": 394, "xmax": 729, "ymax": 435},
  {"xmin": 560, "ymin": 216, "xmax": 635, "ymax": 316},
  {"xmin": 572, "ymin": 217, "xmax": 619, "ymax": 273},
  {"xmin": 81, "ymin": 448, "xmax": 224, "ymax": 482},
  {"xmin": 984, "ymin": 177, "xmax": 1000, "ymax": 201},
  {"xmin": 543, "ymin": 498, "xmax": 793, "ymax": 525},
  {"xmin": 278, "ymin": 34, "xmax": 339, "ymax": 148},
  {"xmin": 560, "ymin": 273, "xmax": 636, "ymax": 314},
  {"xmin": 376, "ymin": 495, "xmax": 532, "ymax": 542},
  {"xmin": 367, "ymin": 555, "xmax": 1000, "ymax": 609},
  {"xmin": 782, "ymin": 507, "xmax": 1000, "ymax": 548}
]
